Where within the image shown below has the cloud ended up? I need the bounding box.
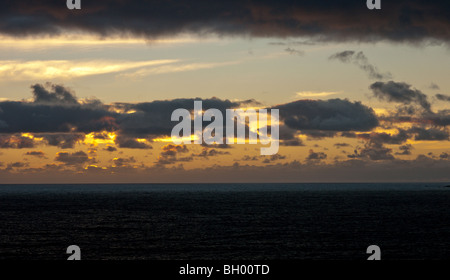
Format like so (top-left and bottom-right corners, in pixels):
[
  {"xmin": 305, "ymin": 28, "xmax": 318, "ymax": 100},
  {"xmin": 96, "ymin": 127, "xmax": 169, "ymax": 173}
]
[
  {"xmin": 370, "ymin": 81, "xmax": 431, "ymax": 112},
  {"xmin": 371, "ymin": 80, "xmax": 449, "ymax": 129},
  {"xmin": 395, "ymin": 144, "xmax": 413, "ymax": 155},
  {"xmin": 161, "ymin": 144, "xmax": 189, "ymax": 156},
  {"xmin": 156, "ymin": 144, "xmax": 192, "ymax": 165},
  {"xmin": 156, "ymin": 156, "xmax": 193, "ymax": 165},
  {"xmin": 32, "ymin": 83, "xmax": 78, "ymax": 104},
  {"xmin": 348, "ymin": 141, "xmax": 395, "ymax": 161},
  {"xmin": 306, "ymin": 150, "xmax": 327, "ymax": 161},
  {"xmin": 6, "ymin": 162, "xmax": 29, "ymax": 169},
  {"xmin": 200, "ymin": 143, "xmax": 232, "ymax": 149},
  {"xmin": 436, "ymin": 94, "xmax": 450, "ymax": 102},
  {"xmin": 120, "ymin": 61, "xmax": 237, "ymax": 78},
  {"xmin": 1, "ymin": 1, "xmax": 449, "ymax": 43},
  {"xmin": 262, "ymin": 154, "xmax": 286, "ymax": 163},
  {"xmin": 341, "ymin": 132, "xmax": 357, "ymax": 138},
  {"xmin": 279, "ymin": 125, "xmax": 305, "ymax": 146},
  {"xmin": 280, "ymin": 138, "xmax": 305, "ymax": 146},
  {"xmin": 426, "ymin": 110, "xmax": 450, "ymax": 126},
  {"xmin": 274, "ymin": 98, "xmax": 379, "ymax": 132},
  {"xmin": 25, "ymin": 151, "xmax": 46, "ymax": 158},
  {"xmin": 0, "ymin": 34, "xmax": 198, "ymax": 49},
  {"xmin": 296, "ymin": 91, "xmax": 339, "ymax": 98},
  {"xmin": 0, "ymin": 134, "xmax": 34, "ymax": 148},
  {"xmin": 348, "ymin": 130, "xmax": 405, "ymax": 161},
  {"xmin": 284, "ymin": 48, "xmax": 304, "ymax": 56},
  {"xmin": 303, "ymin": 130, "xmax": 338, "ymax": 139},
  {"xmin": 269, "ymin": 40, "xmax": 315, "ymax": 46},
  {"xmin": 329, "ymin": 51, "xmax": 392, "ymax": 80},
  {"xmin": 113, "ymin": 157, "xmax": 137, "ymax": 167},
  {"xmin": 104, "ymin": 145, "xmax": 117, "ymax": 152},
  {"xmin": 429, "ymin": 83, "xmax": 440, "ymax": 90},
  {"xmin": 241, "ymin": 155, "xmax": 259, "ymax": 161},
  {"xmin": 240, "ymin": 154, "xmax": 286, "ymax": 163},
  {"xmin": 3, "ymin": 155, "xmax": 450, "ymax": 183},
  {"xmin": 55, "ymin": 151, "xmax": 90, "ymax": 165},
  {"xmin": 407, "ymin": 127, "xmax": 449, "ymax": 141},
  {"xmin": 334, "ymin": 143, "xmax": 351, "ymax": 148},
  {"xmin": 192, "ymin": 148, "xmax": 230, "ymax": 158},
  {"xmin": 357, "ymin": 130, "xmax": 409, "ymax": 145},
  {"xmin": 38, "ymin": 133, "xmax": 85, "ymax": 149},
  {"xmin": 0, "ymin": 60, "xmax": 176, "ymax": 80},
  {"xmin": 0, "ymin": 83, "xmax": 117, "ymax": 134},
  {"xmin": 0, "ymin": 84, "xmax": 266, "ymax": 149},
  {"xmin": 114, "ymin": 135, "xmax": 152, "ymax": 149},
  {"xmin": 117, "ymin": 97, "xmax": 253, "ymax": 137}
]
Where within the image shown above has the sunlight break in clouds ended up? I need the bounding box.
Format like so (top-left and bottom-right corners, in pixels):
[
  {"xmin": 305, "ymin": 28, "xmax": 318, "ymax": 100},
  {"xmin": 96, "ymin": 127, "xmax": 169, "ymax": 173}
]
[
  {"xmin": 120, "ymin": 61, "xmax": 239, "ymax": 78},
  {"xmin": 296, "ymin": 91, "xmax": 340, "ymax": 98},
  {"xmin": 0, "ymin": 59, "xmax": 178, "ymax": 80},
  {"xmin": 0, "ymin": 34, "xmax": 209, "ymax": 49}
]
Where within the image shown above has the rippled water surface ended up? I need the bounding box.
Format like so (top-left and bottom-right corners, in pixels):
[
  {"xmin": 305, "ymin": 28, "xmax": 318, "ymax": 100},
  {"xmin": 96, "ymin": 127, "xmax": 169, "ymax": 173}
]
[{"xmin": 0, "ymin": 183, "xmax": 449, "ymax": 260}]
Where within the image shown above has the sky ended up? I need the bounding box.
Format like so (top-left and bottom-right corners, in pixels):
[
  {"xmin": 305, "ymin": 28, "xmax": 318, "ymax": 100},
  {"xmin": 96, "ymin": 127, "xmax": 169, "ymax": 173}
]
[{"xmin": 0, "ymin": 0, "xmax": 449, "ymax": 183}]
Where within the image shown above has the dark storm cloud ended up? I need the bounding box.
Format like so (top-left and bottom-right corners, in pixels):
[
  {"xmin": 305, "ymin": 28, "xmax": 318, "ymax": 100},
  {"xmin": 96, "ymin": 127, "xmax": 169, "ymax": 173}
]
[
  {"xmin": 407, "ymin": 127, "xmax": 449, "ymax": 141},
  {"xmin": 380, "ymin": 108, "xmax": 450, "ymax": 127},
  {"xmin": 341, "ymin": 132, "xmax": 357, "ymax": 138},
  {"xmin": 1, "ymin": 1, "xmax": 449, "ymax": 43},
  {"xmin": 329, "ymin": 51, "xmax": 391, "ymax": 80},
  {"xmin": 357, "ymin": 129, "xmax": 409, "ymax": 144},
  {"xmin": 279, "ymin": 125, "xmax": 304, "ymax": 146},
  {"xmin": 114, "ymin": 135, "xmax": 151, "ymax": 149},
  {"xmin": 274, "ymin": 99, "xmax": 379, "ymax": 132},
  {"xmin": 280, "ymin": 138, "xmax": 305, "ymax": 147},
  {"xmin": 436, "ymin": 94, "xmax": 450, "ymax": 102},
  {"xmin": 0, "ymin": 83, "xmax": 117, "ymax": 134},
  {"xmin": 426, "ymin": 110, "xmax": 450, "ymax": 126},
  {"xmin": 55, "ymin": 151, "xmax": 89, "ymax": 165},
  {"xmin": 0, "ymin": 84, "xmax": 266, "ymax": 148},
  {"xmin": 303, "ymin": 130, "xmax": 338, "ymax": 139},
  {"xmin": 370, "ymin": 80, "xmax": 450, "ymax": 128},
  {"xmin": 116, "ymin": 97, "xmax": 254, "ymax": 138},
  {"xmin": 370, "ymin": 81, "xmax": 431, "ymax": 111},
  {"xmin": 31, "ymin": 83, "xmax": 78, "ymax": 105},
  {"xmin": 38, "ymin": 133, "xmax": 85, "ymax": 149}
]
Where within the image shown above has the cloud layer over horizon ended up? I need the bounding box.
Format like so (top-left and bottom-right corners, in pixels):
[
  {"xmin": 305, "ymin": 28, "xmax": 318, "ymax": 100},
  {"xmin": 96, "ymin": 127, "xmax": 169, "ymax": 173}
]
[{"xmin": 0, "ymin": 0, "xmax": 449, "ymax": 43}]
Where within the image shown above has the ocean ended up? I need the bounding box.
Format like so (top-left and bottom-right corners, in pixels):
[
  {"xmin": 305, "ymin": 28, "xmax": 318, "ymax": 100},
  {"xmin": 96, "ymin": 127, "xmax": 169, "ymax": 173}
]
[{"xmin": 0, "ymin": 183, "xmax": 449, "ymax": 260}]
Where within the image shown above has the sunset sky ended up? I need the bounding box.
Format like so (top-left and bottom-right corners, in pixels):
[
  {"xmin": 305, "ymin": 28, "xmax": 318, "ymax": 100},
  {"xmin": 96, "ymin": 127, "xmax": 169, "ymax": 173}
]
[{"xmin": 0, "ymin": 0, "xmax": 449, "ymax": 183}]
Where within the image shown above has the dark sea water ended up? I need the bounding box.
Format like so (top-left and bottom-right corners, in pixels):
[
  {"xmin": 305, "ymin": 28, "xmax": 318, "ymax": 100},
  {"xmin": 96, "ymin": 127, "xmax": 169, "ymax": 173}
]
[{"xmin": 0, "ymin": 183, "xmax": 449, "ymax": 260}]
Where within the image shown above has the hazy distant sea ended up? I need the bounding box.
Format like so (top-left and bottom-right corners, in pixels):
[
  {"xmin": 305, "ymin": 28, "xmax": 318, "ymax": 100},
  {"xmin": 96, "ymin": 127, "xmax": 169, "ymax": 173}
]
[{"xmin": 0, "ymin": 183, "xmax": 449, "ymax": 260}]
